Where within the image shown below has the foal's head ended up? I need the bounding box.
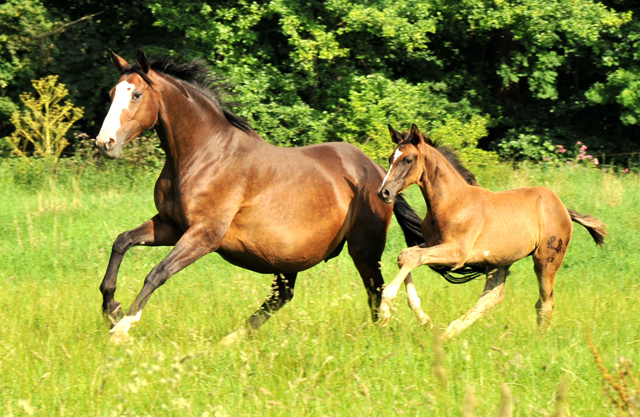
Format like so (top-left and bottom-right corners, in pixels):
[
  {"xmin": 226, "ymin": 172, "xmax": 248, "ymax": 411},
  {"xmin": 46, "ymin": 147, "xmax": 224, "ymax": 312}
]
[
  {"xmin": 377, "ymin": 124, "xmax": 478, "ymax": 204},
  {"xmin": 96, "ymin": 50, "xmax": 160, "ymax": 159},
  {"xmin": 377, "ymin": 124, "xmax": 428, "ymax": 204}
]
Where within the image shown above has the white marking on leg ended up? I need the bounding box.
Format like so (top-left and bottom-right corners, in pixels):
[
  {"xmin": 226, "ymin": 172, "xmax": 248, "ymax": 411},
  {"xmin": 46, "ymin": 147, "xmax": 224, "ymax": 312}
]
[
  {"xmin": 380, "ymin": 148, "xmax": 403, "ymax": 188},
  {"xmin": 484, "ymin": 251, "xmax": 490, "ymax": 256},
  {"xmin": 405, "ymin": 274, "xmax": 432, "ymax": 328},
  {"xmin": 97, "ymin": 81, "xmax": 135, "ymax": 146},
  {"xmin": 110, "ymin": 310, "xmax": 142, "ymax": 344}
]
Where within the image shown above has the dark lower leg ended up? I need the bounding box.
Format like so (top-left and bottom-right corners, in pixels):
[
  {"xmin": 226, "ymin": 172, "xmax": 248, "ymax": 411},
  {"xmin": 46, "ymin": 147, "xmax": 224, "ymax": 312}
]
[
  {"xmin": 100, "ymin": 216, "xmax": 182, "ymax": 323},
  {"xmin": 246, "ymin": 273, "xmax": 297, "ymax": 331}
]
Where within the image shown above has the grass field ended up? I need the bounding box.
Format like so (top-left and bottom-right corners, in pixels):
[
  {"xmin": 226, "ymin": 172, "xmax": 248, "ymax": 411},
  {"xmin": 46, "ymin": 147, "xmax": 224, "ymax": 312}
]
[{"xmin": 0, "ymin": 159, "xmax": 638, "ymax": 416}]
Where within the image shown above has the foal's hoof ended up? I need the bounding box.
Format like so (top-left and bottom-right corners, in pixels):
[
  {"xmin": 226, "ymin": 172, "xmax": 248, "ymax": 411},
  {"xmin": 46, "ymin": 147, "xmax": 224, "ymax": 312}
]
[
  {"xmin": 378, "ymin": 304, "xmax": 392, "ymax": 327},
  {"xmin": 415, "ymin": 311, "xmax": 433, "ymax": 329}
]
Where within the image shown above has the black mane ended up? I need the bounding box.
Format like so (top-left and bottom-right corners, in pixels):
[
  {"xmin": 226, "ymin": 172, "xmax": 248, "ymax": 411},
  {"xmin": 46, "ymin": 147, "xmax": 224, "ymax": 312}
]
[
  {"xmin": 399, "ymin": 131, "xmax": 480, "ymax": 186},
  {"xmin": 124, "ymin": 56, "xmax": 251, "ymax": 133}
]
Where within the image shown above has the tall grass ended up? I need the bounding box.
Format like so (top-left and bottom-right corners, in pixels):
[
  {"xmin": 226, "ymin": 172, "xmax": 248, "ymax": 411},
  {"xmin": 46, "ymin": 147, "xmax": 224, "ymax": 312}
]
[{"xmin": 0, "ymin": 158, "xmax": 638, "ymax": 416}]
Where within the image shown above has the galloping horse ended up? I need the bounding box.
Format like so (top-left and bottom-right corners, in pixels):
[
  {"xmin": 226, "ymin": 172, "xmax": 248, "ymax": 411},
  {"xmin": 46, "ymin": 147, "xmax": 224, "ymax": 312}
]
[
  {"xmin": 376, "ymin": 124, "xmax": 606, "ymax": 338},
  {"xmin": 95, "ymin": 50, "xmax": 425, "ymax": 344}
]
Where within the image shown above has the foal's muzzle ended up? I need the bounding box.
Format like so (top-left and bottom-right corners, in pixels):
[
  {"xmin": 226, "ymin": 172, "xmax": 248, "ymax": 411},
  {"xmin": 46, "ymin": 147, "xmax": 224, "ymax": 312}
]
[{"xmin": 377, "ymin": 187, "xmax": 394, "ymax": 204}]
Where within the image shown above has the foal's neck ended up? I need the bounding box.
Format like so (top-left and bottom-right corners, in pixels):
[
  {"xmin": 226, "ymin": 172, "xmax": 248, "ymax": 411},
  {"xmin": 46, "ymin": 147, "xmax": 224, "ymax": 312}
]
[{"xmin": 419, "ymin": 145, "xmax": 471, "ymax": 211}]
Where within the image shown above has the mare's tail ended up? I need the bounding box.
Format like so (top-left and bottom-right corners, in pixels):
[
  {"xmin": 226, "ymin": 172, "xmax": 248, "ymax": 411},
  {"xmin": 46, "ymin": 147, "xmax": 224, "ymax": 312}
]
[
  {"xmin": 392, "ymin": 194, "xmax": 484, "ymax": 284},
  {"xmin": 393, "ymin": 194, "xmax": 424, "ymax": 247},
  {"xmin": 568, "ymin": 209, "xmax": 607, "ymax": 246}
]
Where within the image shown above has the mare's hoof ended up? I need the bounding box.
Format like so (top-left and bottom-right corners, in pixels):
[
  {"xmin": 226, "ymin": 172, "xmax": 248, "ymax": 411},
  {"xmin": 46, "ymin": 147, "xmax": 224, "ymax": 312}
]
[
  {"xmin": 219, "ymin": 328, "xmax": 248, "ymax": 346},
  {"xmin": 109, "ymin": 329, "xmax": 130, "ymax": 345},
  {"xmin": 104, "ymin": 303, "xmax": 123, "ymax": 328}
]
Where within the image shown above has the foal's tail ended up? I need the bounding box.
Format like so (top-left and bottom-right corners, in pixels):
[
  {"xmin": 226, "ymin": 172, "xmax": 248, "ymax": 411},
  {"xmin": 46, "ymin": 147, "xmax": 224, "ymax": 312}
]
[
  {"xmin": 568, "ymin": 209, "xmax": 607, "ymax": 246},
  {"xmin": 393, "ymin": 195, "xmax": 484, "ymax": 284}
]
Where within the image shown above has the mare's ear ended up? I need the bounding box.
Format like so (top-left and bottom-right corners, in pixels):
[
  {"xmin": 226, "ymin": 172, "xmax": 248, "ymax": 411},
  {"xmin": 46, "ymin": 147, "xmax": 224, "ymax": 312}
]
[
  {"xmin": 108, "ymin": 49, "xmax": 128, "ymax": 74},
  {"xmin": 409, "ymin": 123, "xmax": 424, "ymax": 145},
  {"xmin": 136, "ymin": 49, "xmax": 151, "ymax": 74},
  {"xmin": 388, "ymin": 124, "xmax": 403, "ymax": 144}
]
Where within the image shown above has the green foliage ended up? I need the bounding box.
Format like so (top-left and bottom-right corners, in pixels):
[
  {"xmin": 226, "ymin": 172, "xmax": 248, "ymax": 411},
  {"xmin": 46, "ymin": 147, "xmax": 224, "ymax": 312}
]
[
  {"xmin": 2, "ymin": 0, "xmax": 640, "ymax": 164},
  {"xmin": 6, "ymin": 75, "xmax": 84, "ymax": 163},
  {"xmin": 0, "ymin": 0, "xmax": 56, "ymax": 123}
]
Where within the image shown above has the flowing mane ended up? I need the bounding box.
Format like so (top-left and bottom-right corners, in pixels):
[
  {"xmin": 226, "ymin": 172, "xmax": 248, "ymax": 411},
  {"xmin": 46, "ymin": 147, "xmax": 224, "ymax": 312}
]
[
  {"xmin": 123, "ymin": 56, "xmax": 251, "ymax": 133},
  {"xmin": 398, "ymin": 131, "xmax": 480, "ymax": 187}
]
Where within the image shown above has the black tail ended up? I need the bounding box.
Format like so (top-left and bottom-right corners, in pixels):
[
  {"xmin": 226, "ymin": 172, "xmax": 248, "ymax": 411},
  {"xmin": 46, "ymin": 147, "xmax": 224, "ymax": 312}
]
[
  {"xmin": 393, "ymin": 194, "xmax": 425, "ymax": 247},
  {"xmin": 393, "ymin": 194, "xmax": 484, "ymax": 285}
]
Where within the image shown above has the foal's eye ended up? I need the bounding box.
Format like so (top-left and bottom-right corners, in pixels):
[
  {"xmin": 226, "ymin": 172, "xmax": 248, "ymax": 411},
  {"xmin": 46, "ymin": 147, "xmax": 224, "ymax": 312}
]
[
  {"xmin": 405, "ymin": 157, "xmax": 414, "ymax": 164},
  {"xmin": 132, "ymin": 92, "xmax": 142, "ymax": 100}
]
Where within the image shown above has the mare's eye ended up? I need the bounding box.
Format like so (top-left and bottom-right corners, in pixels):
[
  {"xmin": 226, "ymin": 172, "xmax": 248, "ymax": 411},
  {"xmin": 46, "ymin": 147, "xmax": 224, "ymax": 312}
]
[
  {"xmin": 405, "ymin": 157, "xmax": 414, "ymax": 164},
  {"xmin": 132, "ymin": 92, "xmax": 142, "ymax": 100}
]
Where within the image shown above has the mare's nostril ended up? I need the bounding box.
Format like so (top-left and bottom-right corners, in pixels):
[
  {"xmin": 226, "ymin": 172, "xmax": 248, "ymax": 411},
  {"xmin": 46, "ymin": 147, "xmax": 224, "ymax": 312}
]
[
  {"xmin": 379, "ymin": 189, "xmax": 390, "ymax": 200},
  {"xmin": 105, "ymin": 138, "xmax": 116, "ymax": 151}
]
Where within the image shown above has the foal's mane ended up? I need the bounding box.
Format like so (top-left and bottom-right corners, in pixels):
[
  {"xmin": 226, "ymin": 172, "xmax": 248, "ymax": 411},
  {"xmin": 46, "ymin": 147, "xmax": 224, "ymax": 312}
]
[
  {"xmin": 399, "ymin": 131, "xmax": 480, "ymax": 186},
  {"xmin": 125, "ymin": 56, "xmax": 251, "ymax": 133}
]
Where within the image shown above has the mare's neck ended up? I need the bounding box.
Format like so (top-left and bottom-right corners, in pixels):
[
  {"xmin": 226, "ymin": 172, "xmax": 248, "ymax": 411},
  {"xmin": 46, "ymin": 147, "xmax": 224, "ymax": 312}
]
[
  {"xmin": 418, "ymin": 145, "xmax": 471, "ymax": 212},
  {"xmin": 154, "ymin": 76, "xmax": 261, "ymax": 173}
]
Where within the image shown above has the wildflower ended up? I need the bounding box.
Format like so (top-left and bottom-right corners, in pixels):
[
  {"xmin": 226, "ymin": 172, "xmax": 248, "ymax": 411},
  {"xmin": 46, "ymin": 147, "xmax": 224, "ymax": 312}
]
[
  {"xmin": 593, "ymin": 158, "xmax": 599, "ymax": 166},
  {"xmin": 624, "ymin": 168, "xmax": 630, "ymax": 173}
]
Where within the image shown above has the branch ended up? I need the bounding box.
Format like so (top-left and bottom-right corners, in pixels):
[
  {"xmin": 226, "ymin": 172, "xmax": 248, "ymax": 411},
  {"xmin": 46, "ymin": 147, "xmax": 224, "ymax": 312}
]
[{"xmin": 34, "ymin": 12, "xmax": 103, "ymax": 39}]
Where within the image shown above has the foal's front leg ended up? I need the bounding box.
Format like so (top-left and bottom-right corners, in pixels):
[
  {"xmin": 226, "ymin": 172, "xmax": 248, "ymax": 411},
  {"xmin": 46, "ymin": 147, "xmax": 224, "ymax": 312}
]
[
  {"xmin": 379, "ymin": 242, "xmax": 467, "ymax": 325},
  {"xmin": 109, "ymin": 225, "xmax": 216, "ymax": 344},
  {"xmin": 100, "ymin": 215, "xmax": 182, "ymax": 326}
]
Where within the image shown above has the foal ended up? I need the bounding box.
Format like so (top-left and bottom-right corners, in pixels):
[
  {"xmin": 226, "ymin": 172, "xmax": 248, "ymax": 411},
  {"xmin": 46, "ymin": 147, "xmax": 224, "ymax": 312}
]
[{"xmin": 377, "ymin": 124, "xmax": 606, "ymax": 338}]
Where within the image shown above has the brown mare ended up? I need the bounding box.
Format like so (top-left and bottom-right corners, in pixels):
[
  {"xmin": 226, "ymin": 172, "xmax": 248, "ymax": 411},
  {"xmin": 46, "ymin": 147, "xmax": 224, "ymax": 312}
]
[
  {"xmin": 376, "ymin": 124, "xmax": 607, "ymax": 339},
  {"xmin": 95, "ymin": 50, "xmax": 425, "ymax": 344}
]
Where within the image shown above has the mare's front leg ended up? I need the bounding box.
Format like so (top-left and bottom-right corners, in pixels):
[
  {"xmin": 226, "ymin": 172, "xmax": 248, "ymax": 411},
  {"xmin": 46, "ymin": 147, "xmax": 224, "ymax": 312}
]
[
  {"xmin": 100, "ymin": 215, "xmax": 182, "ymax": 326},
  {"xmin": 109, "ymin": 225, "xmax": 217, "ymax": 344},
  {"xmin": 379, "ymin": 242, "xmax": 467, "ymax": 326}
]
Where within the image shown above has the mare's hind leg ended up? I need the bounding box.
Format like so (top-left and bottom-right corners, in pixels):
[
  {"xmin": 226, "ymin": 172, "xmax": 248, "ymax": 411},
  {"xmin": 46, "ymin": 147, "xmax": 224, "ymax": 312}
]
[
  {"xmin": 220, "ymin": 273, "xmax": 297, "ymax": 346},
  {"xmin": 533, "ymin": 237, "xmax": 567, "ymax": 329},
  {"xmin": 442, "ymin": 266, "xmax": 510, "ymax": 339},
  {"xmin": 100, "ymin": 215, "xmax": 182, "ymax": 326}
]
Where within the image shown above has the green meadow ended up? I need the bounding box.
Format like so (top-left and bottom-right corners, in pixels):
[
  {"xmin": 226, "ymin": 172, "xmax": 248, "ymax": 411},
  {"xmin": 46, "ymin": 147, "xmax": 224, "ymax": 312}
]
[{"xmin": 0, "ymin": 159, "xmax": 638, "ymax": 416}]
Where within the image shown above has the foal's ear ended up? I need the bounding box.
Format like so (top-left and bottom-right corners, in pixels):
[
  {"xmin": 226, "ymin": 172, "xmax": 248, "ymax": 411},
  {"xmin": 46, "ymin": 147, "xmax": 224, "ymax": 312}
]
[
  {"xmin": 409, "ymin": 123, "xmax": 424, "ymax": 145},
  {"xmin": 136, "ymin": 49, "xmax": 151, "ymax": 74},
  {"xmin": 108, "ymin": 49, "xmax": 129, "ymax": 74},
  {"xmin": 388, "ymin": 124, "xmax": 403, "ymax": 144}
]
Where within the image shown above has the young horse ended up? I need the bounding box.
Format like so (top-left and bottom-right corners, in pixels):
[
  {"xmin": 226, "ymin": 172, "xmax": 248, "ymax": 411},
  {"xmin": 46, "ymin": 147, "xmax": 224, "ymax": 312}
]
[
  {"xmin": 95, "ymin": 50, "xmax": 425, "ymax": 344},
  {"xmin": 376, "ymin": 124, "xmax": 606, "ymax": 338}
]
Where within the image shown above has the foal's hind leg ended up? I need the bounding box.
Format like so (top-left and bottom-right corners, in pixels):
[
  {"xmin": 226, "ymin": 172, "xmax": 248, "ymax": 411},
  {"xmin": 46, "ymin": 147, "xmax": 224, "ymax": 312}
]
[
  {"xmin": 533, "ymin": 239, "xmax": 567, "ymax": 329},
  {"xmin": 220, "ymin": 273, "xmax": 297, "ymax": 346},
  {"xmin": 100, "ymin": 215, "xmax": 182, "ymax": 326},
  {"xmin": 442, "ymin": 266, "xmax": 510, "ymax": 339}
]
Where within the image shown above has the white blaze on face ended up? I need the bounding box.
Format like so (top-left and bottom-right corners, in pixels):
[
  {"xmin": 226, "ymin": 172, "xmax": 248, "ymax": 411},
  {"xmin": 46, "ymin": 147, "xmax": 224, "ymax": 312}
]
[
  {"xmin": 381, "ymin": 148, "xmax": 403, "ymax": 189},
  {"xmin": 96, "ymin": 81, "xmax": 136, "ymax": 145}
]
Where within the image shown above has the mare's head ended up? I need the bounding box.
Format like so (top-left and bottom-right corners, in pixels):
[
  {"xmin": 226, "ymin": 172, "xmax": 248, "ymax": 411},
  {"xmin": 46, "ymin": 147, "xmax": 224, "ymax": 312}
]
[
  {"xmin": 95, "ymin": 50, "xmax": 159, "ymax": 159},
  {"xmin": 377, "ymin": 124, "xmax": 427, "ymax": 203}
]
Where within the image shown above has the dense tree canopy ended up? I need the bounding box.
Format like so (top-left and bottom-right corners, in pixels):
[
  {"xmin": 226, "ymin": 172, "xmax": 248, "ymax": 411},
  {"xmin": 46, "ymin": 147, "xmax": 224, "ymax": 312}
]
[{"xmin": 1, "ymin": 0, "xmax": 639, "ymax": 163}]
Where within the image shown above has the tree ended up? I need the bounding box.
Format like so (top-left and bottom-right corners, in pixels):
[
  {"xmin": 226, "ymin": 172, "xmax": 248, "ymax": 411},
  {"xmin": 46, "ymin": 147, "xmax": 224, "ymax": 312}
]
[{"xmin": 6, "ymin": 75, "xmax": 84, "ymax": 163}]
